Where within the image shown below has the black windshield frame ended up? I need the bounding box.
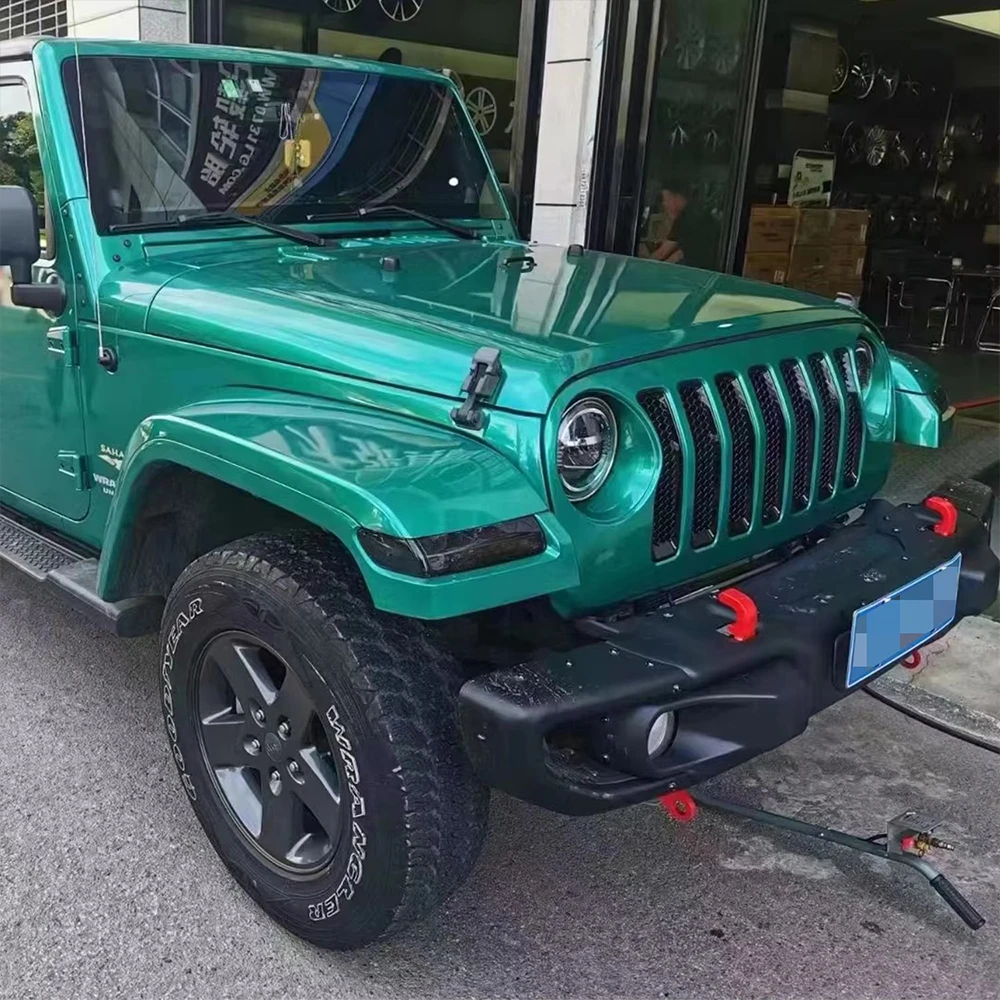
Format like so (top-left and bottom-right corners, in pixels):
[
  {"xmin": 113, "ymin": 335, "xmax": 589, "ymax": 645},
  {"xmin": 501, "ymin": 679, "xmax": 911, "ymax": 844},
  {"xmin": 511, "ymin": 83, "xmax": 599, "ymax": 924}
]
[{"xmin": 62, "ymin": 54, "xmax": 507, "ymax": 235}]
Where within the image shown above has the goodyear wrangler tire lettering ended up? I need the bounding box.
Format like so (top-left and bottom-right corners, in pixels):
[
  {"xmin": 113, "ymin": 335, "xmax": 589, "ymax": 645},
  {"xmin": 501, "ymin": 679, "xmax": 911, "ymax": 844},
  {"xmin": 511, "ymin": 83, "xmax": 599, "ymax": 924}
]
[
  {"xmin": 158, "ymin": 531, "xmax": 488, "ymax": 950},
  {"xmin": 161, "ymin": 598, "xmax": 203, "ymax": 801},
  {"xmin": 308, "ymin": 701, "xmax": 367, "ymax": 922}
]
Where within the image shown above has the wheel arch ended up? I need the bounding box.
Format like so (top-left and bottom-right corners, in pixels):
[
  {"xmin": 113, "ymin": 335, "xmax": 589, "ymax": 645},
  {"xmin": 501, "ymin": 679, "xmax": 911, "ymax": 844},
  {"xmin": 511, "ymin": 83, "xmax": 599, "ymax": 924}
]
[{"xmin": 98, "ymin": 399, "xmax": 575, "ymax": 618}]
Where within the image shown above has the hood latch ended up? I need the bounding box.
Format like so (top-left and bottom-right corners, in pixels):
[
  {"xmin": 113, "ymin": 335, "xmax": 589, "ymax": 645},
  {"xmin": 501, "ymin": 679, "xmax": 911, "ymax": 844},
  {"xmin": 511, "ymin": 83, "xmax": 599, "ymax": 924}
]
[{"xmin": 451, "ymin": 347, "xmax": 503, "ymax": 430}]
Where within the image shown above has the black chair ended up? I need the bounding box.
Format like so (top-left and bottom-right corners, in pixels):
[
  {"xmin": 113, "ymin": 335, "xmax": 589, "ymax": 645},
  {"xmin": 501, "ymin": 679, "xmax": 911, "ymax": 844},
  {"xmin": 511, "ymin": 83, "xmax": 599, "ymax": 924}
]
[
  {"xmin": 869, "ymin": 246, "xmax": 916, "ymax": 330},
  {"xmin": 905, "ymin": 254, "xmax": 956, "ymax": 351}
]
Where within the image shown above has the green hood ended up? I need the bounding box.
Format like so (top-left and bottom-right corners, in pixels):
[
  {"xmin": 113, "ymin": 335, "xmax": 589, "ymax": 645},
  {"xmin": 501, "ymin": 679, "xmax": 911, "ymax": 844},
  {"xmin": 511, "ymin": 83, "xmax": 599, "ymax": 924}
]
[{"xmin": 142, "ymin": 237, "xmax": 856, "ymax": 414}]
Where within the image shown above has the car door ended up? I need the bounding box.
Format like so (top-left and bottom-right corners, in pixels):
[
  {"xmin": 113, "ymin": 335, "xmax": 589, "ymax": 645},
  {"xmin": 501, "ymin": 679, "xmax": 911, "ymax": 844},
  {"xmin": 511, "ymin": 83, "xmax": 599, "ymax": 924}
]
[{"xmin": 0, "ymin": 70, "xmax": 89, "ymax": 520}]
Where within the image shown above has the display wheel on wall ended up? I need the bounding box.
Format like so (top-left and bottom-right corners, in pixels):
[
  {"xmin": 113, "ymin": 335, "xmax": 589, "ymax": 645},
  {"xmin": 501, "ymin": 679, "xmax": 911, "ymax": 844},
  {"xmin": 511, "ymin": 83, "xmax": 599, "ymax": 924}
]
[
  {"xmin": 864, "ymin": 125, "xmax": 889, "ymax": 167},
  {"xmin": 880, "ymin": 199, "xmax": 904, "ymax": 238},
  {"xmin": 967, "ymin": 113, "xmax": 985, "ymax": 145},
  {"xmin": 674, "ymin": 10, "xmax": 706, "ymax": 71},
  {"xmin": 936, "ymin": 134, "xmax": 955, "ymax": 174},
  {"xmin": 901, "ymin": 74, "xmax": 923, "ymax": 101},
  {"xmin": 913, "ymin": 133, "xmax": 934, "ymax": 172},
  {"xmin": 323, "ymin": 0, "xmax": 363, "ymax": 11},
  {"xmin": 465, "ymin": 86, "xmax": 497, "ymax": 136},
  {"xmin": 952, "ymin": 112, "xmax": 985, "ymax": 148},
  {"xmin": 831, "ymin": 46, "xmax": 849, "ymax": 94},
  {"xmin": 850, "ymin": 53, "xmax": 876, "ymax": 99},
  {"xmin": 840, "ymin": 121, "xmax": 865, "ymax": 164},
  {"xmin": 890, "ymin": 131, "xmax": 911, "ymax": 170},
  {"xmin": 876, "ymin": 64, "xmax": 899, "ymax": 101},
  {"xmin": 925, "ymin": 205, "xmax": 943, "ymax": 240},
  {"xmin": 664, "ymin": 103, "xmax": 691, "ymax": 148},
  {"xmin": 379, "ymin": 0, "xmax": 423, "ymax": 22},
  {"xmin": 710, "ymin": 34, "xmax": 742, "ymax": 77}
]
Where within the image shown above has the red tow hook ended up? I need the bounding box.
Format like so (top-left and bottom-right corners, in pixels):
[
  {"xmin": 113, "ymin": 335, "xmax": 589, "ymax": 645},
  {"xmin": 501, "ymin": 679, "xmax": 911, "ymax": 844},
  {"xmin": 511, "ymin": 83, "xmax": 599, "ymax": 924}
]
[
  {"xmin": 901, "ymin": 650, "xmax": 922, "ymax": 670},
  {"xmin": 924, "ymin": 495, "xmax": 958, "ymax": 537},
  {"xmin": 717, "ymin": 587, "xmax": 758, "ymax": 642},
  {"xmin": 659, "ymin": 790, "xmax": 698, "ymax": 822}
]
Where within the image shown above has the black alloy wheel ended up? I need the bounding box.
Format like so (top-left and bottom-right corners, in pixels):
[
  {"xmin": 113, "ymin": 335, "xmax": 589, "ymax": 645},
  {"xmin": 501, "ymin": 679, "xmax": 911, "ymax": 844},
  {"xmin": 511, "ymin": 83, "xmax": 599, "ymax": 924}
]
[
  {"xmin": 159, "ymin": 531, "xmax": 490, "ymax": 949},
  {"xmin": 197, "ymin": 632, "xmax": 343, "ymax": 874}
]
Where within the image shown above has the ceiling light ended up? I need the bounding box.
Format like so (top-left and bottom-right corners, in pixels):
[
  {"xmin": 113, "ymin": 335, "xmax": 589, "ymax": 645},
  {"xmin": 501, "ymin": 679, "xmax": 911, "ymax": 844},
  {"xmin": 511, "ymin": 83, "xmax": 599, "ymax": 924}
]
[{"xmin": 933, "ymin": 10, "xmax": 1000, "ymax": 38}]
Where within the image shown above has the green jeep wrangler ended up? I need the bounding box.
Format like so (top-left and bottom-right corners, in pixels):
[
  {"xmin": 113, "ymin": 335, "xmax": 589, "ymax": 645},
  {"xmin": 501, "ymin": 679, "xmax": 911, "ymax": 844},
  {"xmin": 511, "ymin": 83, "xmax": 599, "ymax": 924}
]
[{"xmin": 1, "ymin": 39, "xmax": 996, "ymax": 950}]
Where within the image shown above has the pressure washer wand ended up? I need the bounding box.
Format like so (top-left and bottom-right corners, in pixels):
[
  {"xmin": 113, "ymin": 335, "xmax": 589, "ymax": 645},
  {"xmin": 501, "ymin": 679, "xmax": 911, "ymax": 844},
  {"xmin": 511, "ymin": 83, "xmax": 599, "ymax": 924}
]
[{"xmin": 660, "ymin": 790, "xmax": 985, "ymax": 931}]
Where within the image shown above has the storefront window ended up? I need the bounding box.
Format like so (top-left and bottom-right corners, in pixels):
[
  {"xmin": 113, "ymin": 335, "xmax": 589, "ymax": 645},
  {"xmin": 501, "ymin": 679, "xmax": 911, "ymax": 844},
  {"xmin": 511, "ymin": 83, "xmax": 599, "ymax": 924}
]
[
  {"xmin": 224, "ymin": 5, "xmax": 306, "ymax": 51},
  {"xmin": 219, "ymin": 0, "xmax": 521, "ymax": 182},
  {"xmin": 636, "ymin": 0, "xmax": 758, "ymax": 271}
]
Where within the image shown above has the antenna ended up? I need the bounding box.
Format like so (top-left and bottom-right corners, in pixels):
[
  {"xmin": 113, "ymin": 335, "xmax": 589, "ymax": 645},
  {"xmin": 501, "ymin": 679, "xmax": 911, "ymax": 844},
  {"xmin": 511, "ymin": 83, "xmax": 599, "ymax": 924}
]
[{"xmin": 72, "ymin": 37, "xmax": 116, "ymax": 371}]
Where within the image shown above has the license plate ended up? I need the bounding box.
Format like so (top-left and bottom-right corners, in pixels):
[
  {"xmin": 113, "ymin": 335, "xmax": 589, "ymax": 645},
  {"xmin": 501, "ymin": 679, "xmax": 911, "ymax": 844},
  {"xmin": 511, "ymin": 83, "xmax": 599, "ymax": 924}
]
[{"xmin": 845, "ymin": 553, "xmax": 962, "ymax": 688}]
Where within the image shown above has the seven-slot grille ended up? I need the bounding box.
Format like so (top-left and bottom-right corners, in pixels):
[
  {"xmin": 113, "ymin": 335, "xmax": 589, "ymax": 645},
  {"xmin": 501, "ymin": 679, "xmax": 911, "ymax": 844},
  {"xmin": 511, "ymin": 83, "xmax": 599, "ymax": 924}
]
[{"xmin": 638, "ymin": 351, "xmax": 864, "ymax": 561}]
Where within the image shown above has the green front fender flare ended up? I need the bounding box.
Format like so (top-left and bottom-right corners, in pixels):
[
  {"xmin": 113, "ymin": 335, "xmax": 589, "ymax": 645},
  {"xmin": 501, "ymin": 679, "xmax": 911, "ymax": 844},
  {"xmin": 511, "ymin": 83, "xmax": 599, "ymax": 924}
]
[
  {"xmin": 98, "ymin": 393, "xmax": 579, "ymax": 619},
  {"xmin": 889, "ymin": 350, "xmax": 954, "ymax": 448}
]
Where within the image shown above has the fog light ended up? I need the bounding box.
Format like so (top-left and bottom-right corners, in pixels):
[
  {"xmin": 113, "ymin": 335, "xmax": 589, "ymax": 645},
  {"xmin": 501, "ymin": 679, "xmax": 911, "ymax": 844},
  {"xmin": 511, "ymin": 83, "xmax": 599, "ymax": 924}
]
[
  {"xmin": 646, "ymin": 710, "xmax": 676, "ymax": 758},
  {"xmin": 588, "ymin": 705, "xmax": 678, "ymax": 775}
]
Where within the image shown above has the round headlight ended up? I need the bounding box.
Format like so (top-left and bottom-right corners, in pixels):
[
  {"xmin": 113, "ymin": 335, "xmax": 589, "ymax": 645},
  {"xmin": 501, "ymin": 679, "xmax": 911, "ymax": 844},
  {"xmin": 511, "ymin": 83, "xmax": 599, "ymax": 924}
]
[
  {"xmin": 854, "ymin": 338, "xmax": 874, "ymax": 389},
  {"xmin": 557, "ymin": 397, "xmax": 618, "ymax": 502}
]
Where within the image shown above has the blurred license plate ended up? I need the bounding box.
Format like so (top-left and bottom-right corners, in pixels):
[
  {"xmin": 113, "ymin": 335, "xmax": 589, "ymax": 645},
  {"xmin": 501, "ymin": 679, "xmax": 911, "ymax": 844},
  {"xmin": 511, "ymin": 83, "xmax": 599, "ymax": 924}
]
[{"xmin": 846, "ymin": 553, "xmax": 962, "ymax": 688}]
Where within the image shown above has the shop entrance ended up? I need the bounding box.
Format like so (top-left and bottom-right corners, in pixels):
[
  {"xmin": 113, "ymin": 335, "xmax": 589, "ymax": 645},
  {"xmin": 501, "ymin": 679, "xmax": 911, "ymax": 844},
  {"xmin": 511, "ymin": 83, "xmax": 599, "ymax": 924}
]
[{"xmin": 587, "ymin": 0, "xmax": 765, "ymax": 272}]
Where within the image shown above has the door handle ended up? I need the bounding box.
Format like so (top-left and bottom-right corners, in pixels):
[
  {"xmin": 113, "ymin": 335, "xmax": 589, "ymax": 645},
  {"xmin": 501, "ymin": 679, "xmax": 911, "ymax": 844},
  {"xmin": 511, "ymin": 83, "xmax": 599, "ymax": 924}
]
[{"xmin": 46, "ymin": 325, "xmax": 78, "ymax": 366}]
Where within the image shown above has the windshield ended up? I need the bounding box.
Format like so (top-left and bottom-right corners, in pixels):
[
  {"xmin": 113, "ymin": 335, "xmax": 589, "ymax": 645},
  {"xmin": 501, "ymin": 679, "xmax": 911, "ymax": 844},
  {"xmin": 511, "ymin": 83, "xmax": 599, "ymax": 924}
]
[{"xmin": 62, "ymin": 55, "xmax": 505, "ymax": 233}]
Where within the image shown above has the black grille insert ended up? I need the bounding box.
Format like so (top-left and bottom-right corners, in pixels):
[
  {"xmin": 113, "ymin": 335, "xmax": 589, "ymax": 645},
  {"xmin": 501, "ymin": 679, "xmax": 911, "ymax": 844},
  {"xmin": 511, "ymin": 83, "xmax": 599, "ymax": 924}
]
[
  {"xmin": 678, "ymin": 381, "xmax": 721, "ymax": 548},
  {"xmin": 779, "ymin": 359, "xmax": 817, "ymax": 511},
  {"xmin": 834, "ymin": 347, "xmax": 863, "ymax": 487},
  {"xmin": 808, "ymin": 353, "xmax": 841, "ymax": 500},
  {"xmin": 639, "ymin": 348, "xmax": 866, "ymax": 561},
  {"xmin": 639, "ymin": 389, "xmax": 683, "ymax": 560},
  {"xmin": 748, "ymin": 366, "xmax": 786, "ymax": 524},
  {"xmin": 715, "ymin": 374, "xmax": 755, "ymax": 535}
]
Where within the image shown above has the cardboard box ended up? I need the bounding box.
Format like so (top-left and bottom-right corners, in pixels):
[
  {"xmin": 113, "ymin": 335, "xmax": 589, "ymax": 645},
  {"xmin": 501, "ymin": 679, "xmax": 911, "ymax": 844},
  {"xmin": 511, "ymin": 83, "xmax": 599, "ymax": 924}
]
[
  {"xmin": 831, "ymin": 208, "xmax": 869, "ymax": 246},
  {"xmin": 787, "ymin": 243, "xmax": 830, "ymax": 283},
  {"xmin": 827, "ymin": 244, "xmax": 867, "ymax": 275},
  {"xmin": 794, "ymin": 209, "xmax": 836, "ymax": 246},
  {"xmin": 746, "ymin": 206, "xmax": 800, "ymax": 254},
  {"xmin": 743, "ymin": 251, "xmax": 789, "ymax": 284}
]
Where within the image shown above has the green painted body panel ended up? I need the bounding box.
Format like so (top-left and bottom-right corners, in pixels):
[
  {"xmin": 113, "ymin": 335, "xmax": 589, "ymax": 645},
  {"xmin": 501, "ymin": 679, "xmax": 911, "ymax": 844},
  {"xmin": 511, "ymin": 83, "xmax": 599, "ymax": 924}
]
[
  {"xmin": 890, "ymin": 351, "xmax": 954, "ymax": 448},
  {"xmin": 0, "ymin": 39, "xmax": 937, "ymax": 622}
]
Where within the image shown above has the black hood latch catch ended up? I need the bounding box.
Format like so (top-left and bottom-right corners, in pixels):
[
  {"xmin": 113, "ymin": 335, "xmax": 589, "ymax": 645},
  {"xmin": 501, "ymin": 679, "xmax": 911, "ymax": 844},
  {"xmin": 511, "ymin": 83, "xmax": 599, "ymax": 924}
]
[{"xmin": 451, "ymin": 347, "xmax": 503, "ymax": 430}]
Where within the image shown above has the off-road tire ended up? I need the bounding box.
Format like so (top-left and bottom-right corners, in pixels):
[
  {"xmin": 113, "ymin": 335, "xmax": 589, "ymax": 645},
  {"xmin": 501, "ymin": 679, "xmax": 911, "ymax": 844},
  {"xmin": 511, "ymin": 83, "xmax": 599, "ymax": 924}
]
[{"xmin": 158, "ymin": 530, "xmax": 489, "ymax": 949}]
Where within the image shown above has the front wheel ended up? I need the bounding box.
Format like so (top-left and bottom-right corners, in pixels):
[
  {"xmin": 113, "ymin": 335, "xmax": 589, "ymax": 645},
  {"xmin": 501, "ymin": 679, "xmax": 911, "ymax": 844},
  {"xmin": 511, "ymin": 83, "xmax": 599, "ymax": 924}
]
[{"xmin": 159, "ymin": 532, "xmax": 489, "ymax": 949}]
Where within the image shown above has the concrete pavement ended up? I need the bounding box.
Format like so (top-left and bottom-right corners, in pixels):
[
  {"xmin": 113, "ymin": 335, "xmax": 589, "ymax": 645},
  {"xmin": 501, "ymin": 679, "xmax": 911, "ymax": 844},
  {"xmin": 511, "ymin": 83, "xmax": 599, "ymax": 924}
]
[{"xmin": 3, "ymin": 563, "xmax": 1000, "ymax": 999}]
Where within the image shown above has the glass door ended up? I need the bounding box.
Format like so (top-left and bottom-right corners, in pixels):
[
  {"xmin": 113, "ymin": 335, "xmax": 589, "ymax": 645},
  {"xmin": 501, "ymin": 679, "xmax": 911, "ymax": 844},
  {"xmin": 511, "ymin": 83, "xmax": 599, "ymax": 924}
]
[{"xmin": 590, "ymin": 0, "xmax": 764, "ymax": 273}]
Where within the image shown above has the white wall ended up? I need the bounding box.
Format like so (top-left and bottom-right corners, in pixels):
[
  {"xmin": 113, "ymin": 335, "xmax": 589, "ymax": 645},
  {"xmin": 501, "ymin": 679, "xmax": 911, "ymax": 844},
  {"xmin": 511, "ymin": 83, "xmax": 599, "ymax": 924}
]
[
  {"xmin": 530, "ymin": 0, "xmax": 606, "ymax": 247},
  {"xmin": 67, "ymin": 0, "xmax": 187, "ymax": 42}
]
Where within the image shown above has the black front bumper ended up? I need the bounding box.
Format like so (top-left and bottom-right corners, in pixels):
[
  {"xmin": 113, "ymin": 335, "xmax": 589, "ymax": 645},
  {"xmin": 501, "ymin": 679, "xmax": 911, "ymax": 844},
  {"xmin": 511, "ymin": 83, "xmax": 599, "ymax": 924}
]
[{"xmin": 458, "ymin": 481, "xmax": 998, "ymax": 815}]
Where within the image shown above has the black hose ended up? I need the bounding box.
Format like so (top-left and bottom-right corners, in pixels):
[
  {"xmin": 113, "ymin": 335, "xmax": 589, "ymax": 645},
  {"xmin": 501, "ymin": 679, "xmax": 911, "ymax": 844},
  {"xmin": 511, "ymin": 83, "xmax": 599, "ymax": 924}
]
[{"xmin": 863, "ymin": 686, "xmax": 1000, "ymax": 756}]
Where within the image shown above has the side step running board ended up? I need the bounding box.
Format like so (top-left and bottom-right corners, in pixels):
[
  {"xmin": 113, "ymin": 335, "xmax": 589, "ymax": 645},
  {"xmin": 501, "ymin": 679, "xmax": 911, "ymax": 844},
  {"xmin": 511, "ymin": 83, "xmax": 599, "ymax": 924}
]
[{"xmin": 0, "ymin": 509, "xmax": 162, "ymax": 637}]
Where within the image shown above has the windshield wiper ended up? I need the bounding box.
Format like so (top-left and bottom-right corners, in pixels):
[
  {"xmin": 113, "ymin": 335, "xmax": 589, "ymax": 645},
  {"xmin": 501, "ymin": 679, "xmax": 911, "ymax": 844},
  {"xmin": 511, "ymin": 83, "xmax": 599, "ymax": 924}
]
[
  {"xmin": 306, "ymin": 204, "xmax": 480, "ymax": 240},
  {"xmin": 108, "ymin": 210, "xmax": 330, "ymax": 247}
]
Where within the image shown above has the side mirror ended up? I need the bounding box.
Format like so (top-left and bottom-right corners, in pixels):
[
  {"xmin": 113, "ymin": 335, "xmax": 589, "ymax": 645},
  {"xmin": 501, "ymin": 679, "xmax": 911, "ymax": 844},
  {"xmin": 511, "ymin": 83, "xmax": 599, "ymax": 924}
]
[
  {"xmin": 0, "ymin": 185, "xmax": 65, "ymax": 313},
  {"xmin": 0, "ymin": 185, "xmax": 41, "ymax": 284}
]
